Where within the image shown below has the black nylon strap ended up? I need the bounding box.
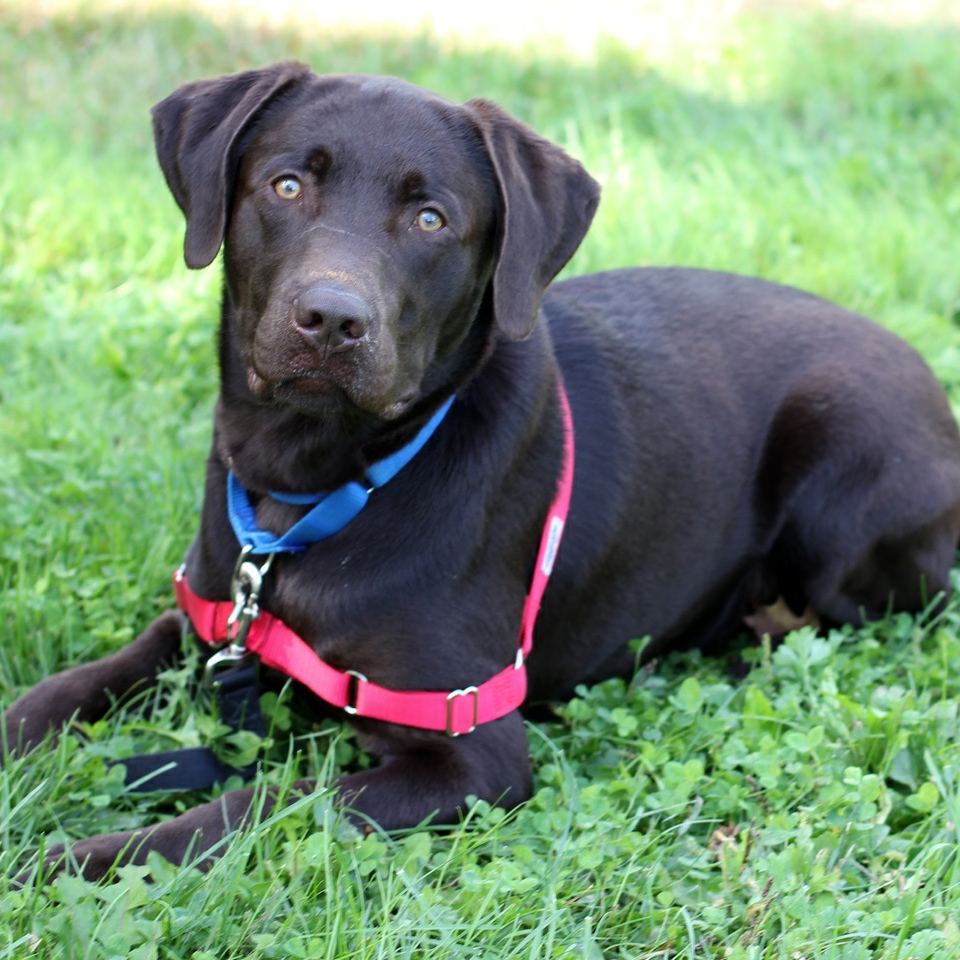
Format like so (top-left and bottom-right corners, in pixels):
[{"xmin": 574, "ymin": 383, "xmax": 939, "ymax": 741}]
[
  {"xmin": 118, "ymin": 746, "xmax": 257, "ymax": 792},
  {"xmin": 114, "ymin": 663, "xmax": 265, "ymax": 792},
  {"xmin": 210, "ymin": 662, "xmax": 267, "ymax": 737}
]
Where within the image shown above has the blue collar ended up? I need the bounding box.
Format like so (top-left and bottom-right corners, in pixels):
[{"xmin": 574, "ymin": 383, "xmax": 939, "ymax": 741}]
[{"xmin": 227, "ymin": 396, "xmax": 455, "ymax": 554}]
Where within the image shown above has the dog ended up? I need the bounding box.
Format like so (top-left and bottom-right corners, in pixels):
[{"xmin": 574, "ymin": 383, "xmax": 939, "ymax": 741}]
[{"xmin": 5, "ymin": 61, "xmax": 960, "ymax": 882}]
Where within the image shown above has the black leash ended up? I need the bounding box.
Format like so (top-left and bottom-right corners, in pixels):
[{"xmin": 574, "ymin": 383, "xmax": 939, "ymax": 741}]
[{"xmin": 113, "ymin": 663, "xmax": 264, "ymax": 793}]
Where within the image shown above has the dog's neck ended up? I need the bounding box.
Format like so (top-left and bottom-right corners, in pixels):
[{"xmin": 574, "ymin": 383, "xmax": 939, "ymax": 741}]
[{"xmin": 212, "ymin": 297, "xmax": 522, "ymax": 495}]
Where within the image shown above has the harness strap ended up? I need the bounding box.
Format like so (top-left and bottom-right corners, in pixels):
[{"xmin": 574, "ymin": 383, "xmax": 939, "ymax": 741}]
[
  {"xmin": 176, "ymin": 569, "xmax": 528, "ymax": 735},
  {"xmin": 518, "ymin": 388, "xmax": 575, "ymax": 662},
  {"xmin": 177, "ymin": 383, "xmax": 575, "ymax": 737}
]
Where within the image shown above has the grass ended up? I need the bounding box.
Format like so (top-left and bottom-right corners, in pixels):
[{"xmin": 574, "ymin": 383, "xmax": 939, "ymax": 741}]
[{"xmin": 2, "ymin": 2, "xmax": 960, "ymax": 956}]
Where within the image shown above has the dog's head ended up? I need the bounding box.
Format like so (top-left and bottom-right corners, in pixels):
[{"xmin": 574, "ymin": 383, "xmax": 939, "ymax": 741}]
[{"xmin": 152, "ymin": 63, "xmax": 599, "ymax": 421}]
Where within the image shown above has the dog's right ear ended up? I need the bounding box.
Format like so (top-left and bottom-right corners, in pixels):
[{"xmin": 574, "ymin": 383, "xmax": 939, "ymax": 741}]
[{"xmin": 152, "ymin": 61, "xmax": 311, "ymax": 269}]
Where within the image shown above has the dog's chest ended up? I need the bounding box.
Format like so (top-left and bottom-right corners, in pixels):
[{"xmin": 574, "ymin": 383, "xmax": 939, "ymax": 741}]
[{"xmin": 249, "ymin": 496, "xmax": 456, "ymax": 661}]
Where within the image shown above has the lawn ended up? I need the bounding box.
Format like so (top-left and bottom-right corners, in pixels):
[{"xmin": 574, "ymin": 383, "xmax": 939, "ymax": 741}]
[{"xmin": 2, "ymin": 2, "xmax": 960, "ymax": 957}]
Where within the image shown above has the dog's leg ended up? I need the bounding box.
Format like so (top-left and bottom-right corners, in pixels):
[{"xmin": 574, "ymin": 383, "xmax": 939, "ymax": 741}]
[
  {"xmin": 1, "ymin": 610, "xmax": 184, "ymax": 758},
  {"xmin": 28, "ymin": 712, "xmax": 530, "ymax": 883},
  {"xmin": 340, "ymin": 712, "xmax": 532, "ymax": 829},
  {"xmin": 812, "ymin": 503, "xmax": 960, "ymax": 624},
  {"xmin": 31, "ymin": 779, "xmax": 312, "ymax": 883}
]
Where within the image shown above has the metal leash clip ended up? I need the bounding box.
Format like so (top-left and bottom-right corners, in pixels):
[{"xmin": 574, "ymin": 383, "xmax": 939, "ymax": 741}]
[{"xmin": 203, "ymin": 545, "xmax": 276, "ymax": 689}]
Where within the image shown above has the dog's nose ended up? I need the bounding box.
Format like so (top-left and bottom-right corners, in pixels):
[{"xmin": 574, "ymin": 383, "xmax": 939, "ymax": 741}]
[{"xmin": 292, "ymin": 285, "xmax": 370, "ymax": 351}]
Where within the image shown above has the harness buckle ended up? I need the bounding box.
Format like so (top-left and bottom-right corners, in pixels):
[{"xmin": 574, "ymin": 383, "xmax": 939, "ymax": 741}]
[
  {"xmin": 203, "ymin": 546, "xmax": 275, "ymax": 688},
  {"xmin": 445, "ymin": 686, "xmax": 479, "ymax": 737},
  {"xmin": 343, "ymin": 670, "xmax": 368, "ymax": 715},
  {"xmin": 224, "ymin": 546, "xmax": 275, "ymax": 648},
  {"xmin": 202, "ymin": 643, "xmax": 251, "ymax": 689}
]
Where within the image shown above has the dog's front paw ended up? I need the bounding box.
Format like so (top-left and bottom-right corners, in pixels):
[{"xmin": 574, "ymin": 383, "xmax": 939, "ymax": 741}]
[
  {"xmin": 1, "ymin": 609, "xmax": 186, "ymax": 763},
  {"xmin": 18, "ymin": 830, "xmax": 148, "ymax": 886},
  {"xmin": 1, "ymin": 695, "xmax": 61, "ymax": 763}
]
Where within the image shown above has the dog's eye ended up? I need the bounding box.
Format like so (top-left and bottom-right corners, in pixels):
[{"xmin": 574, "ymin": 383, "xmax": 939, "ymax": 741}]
[
  {"xmin": 273, "ymin": 176, "xmax": 303, "ymax": 201},
  {"xmin": 415, "ymin": 208, "xmax": 445, "ymax": 233}
]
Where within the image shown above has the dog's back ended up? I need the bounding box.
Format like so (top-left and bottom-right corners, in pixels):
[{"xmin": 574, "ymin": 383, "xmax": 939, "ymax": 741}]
[{"xmin": 534, "ymin": 266, "xmax": 960, "ymax": 681}]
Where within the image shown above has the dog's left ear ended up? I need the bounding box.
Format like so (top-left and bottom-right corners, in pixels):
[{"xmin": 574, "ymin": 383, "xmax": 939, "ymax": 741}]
[
  {"xmin": 152, "ymin": 61, "xmax": 311, "ymax": 269},
  {"xmin": 467, "ymin": 99, "xmax": 601, "ymax": 341}
]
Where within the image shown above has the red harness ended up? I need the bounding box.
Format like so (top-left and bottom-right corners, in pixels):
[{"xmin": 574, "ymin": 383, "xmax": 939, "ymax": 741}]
[{"xmin": 174, "ymin": 388, "xmax": 575, "ymax": 736}]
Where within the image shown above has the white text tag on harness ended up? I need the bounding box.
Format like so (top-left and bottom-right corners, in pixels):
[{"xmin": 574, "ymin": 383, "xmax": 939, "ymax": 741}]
[{"xmin": 541, "ymin": 517, "xmax": 565, "ymax": 577}]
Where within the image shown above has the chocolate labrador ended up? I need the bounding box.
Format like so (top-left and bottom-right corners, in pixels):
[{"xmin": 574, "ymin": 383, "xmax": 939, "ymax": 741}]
[{"xmin": 5, "ymin": 61, "xmax": 960, "ymax": 881}]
